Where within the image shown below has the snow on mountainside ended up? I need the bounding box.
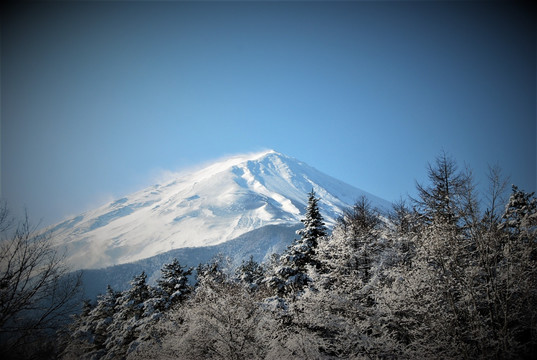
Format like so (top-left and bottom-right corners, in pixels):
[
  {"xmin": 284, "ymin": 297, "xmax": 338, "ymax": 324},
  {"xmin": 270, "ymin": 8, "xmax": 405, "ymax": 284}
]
[{"xmin": 47, "ymin": 150, "xmax": 390, "ymax": 270}]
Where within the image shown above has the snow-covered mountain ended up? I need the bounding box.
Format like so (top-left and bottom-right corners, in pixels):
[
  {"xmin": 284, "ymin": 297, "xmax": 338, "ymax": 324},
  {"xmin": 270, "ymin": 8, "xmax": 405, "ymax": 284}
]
[{"xmin": 48, "ymin": 150, "xmax": 390, "ymax": 270}]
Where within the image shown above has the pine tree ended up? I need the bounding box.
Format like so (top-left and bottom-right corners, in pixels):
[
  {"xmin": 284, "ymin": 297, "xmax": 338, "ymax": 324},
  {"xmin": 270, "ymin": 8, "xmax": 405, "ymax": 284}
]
[
  {"xmin": 195, "ymin": 255, "xmax": 230, "ymax": 288},
  {"xmin": 91, "ymin": 286, "xmax": 120, "ymax": 350},
  {"xmin": 290, "ymin": 189, "xmax": 327, "ymax": 271},
  {"xmin": 104, "ymin": 272, "xmax": 154, "ymax": 360},
  {"xmin": 297, "ymin": 189, "xmax": 328, "ymax": 253},
  {"xmin": 235, "ymin": 256, "xmax": 265, "ymax": 291},
  {"xmin": 156, "ymin": 259, "xmax": 192, "ymax": 308},
  {"xmin": 270, "ymin": 189, "xmax": 327, "ymax": 296},
  {"xmin": 501, "ymin": 185, "xmax": 537, "ymax": 238},
  {"xmin": 62, "ymin": 285, "xmax": 119, "ymax": 360}
]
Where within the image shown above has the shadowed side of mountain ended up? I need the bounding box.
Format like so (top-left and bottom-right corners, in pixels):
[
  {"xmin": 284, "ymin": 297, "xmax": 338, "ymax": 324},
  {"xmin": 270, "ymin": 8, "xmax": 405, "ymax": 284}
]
[{"xmin": 79, "ymin": 223, "xmax": 301, "ymax": 300}]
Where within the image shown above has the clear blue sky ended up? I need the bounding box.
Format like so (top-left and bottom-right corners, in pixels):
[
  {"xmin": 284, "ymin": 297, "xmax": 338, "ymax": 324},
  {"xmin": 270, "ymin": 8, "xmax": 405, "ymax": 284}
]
[{"xmin": 2, "ymin": 1, "xmax": 535, "ymax": 227}]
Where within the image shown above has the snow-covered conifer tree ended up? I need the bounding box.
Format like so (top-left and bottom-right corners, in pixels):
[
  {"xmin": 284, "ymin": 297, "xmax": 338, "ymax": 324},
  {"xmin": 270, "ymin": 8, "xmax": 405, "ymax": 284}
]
[
  {"xmin": 103, "ymin": 272, "xmax": 156, "ymax": 360},
  {"xmin": 235, "ymin": 255, "xmax": 265, "ymax": 291},
  {"xmin": 195, "ymin": 254, "xmax": 230, "ymax": 288},
  {"xmin": 501, "ymin": 185, "xmax": 537, "ymax": 237},
  {"xmin": 156, "ymin": 258, "xmax": 192, "ymax": 309},
  {"xmin": 297, "ymin": 189, "xmax": 328, "ymax": 249},
  {"xmin": 62, "ymin": 285, "xmax": 119, "ymax": 360},
  {"xmin": 269, "ymin": 190, "xmax": 327, "ymax": 296}
]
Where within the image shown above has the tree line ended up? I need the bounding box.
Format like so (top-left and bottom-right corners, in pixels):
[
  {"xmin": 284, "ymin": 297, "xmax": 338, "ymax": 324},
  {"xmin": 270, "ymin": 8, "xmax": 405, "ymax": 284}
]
[{"xmin": 2, "ymin": 152, "xmax": 536, "ymax": 359}]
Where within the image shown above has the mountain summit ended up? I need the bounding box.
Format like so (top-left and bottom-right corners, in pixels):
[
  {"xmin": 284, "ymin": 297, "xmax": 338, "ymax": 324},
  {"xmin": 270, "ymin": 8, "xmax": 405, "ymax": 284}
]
[{"xmin": 48, "ymin": 150, "xmax": 389, "ymax": 270}]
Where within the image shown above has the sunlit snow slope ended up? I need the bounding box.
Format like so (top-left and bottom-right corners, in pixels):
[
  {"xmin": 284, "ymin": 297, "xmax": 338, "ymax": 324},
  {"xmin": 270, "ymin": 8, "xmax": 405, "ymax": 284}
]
[{"xmin": 47, "ymin": 150, "xmax": 390, "ymax": 270}]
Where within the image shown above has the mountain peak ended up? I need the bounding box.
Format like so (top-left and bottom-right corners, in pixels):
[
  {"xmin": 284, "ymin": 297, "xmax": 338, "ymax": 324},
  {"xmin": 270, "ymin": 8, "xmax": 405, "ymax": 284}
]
[
  {"xmin": 256, "ymin": 148, "xmax": 278, "ymax": 156},
  {"xmin": 221, "ymin": 149, "xmax": 281, "ymax": 164}
]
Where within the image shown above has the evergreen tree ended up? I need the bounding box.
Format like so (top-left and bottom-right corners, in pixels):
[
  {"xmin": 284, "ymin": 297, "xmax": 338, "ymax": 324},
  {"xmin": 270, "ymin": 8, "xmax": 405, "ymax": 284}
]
[
  {"xmin": 501, "ymin": 185, "xmax": 537, "ymax": 238},
  {"xmin": 235, "ymin": 256, "xmax": 265, "ymax": 291},
  {"xmin": 62, "ymin": 285, "xmax": 119, "ymax": 360},
  {"xmin": 195, "ymin": 255, "xmax": 230, "ymax": 288},
  {"xmin": 156, "ymin": 258, "xmax": 192, "ymax": 308},
  {"xmin": 104, "ymin": 272, "xmax": 156, "ymax": 360},
  {"xmin": 297, "ymin": 189, "xmax": 328, "ymax": 254},
  {"xmin": 91, "ymin": 286, "xmax": 120, "ymax": 350},
  {"xmin": 270, "ymin": 189, "xmax": 327, "ymax": 296},
  {"xmin": 119, "ymin": 272, "xmax": 151, "ymax": 318}
]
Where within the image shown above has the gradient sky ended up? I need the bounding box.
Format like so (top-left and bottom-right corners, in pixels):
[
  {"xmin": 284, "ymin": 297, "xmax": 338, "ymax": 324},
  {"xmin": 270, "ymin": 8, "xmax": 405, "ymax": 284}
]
[{"xmin": 2, "ymin": 1, "xmax": 536, "ymax": 228}]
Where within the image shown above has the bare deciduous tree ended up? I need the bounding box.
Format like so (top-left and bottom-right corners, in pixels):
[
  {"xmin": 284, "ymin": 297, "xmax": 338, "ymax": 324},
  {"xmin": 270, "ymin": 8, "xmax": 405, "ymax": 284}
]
[{"xmin": 0, "ymin": 201, "xmax": 82, "ymax": 358}]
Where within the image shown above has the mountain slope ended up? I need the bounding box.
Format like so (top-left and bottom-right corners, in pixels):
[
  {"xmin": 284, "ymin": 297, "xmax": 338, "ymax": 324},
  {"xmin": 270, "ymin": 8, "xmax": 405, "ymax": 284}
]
[
  {"xmin": 48, "ymin": 150, "xmax": 390, "ymax": 270},
  {"xmin": 80, "ymin": 223, "xmax": 301, "ymax": 300}
]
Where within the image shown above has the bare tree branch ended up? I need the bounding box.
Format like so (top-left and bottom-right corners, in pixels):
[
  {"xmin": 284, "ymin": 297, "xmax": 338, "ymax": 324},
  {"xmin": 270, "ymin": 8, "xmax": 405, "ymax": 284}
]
[{"xmin": 0, "ymin": 202, "xmax": 82, "ymax": 357}]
